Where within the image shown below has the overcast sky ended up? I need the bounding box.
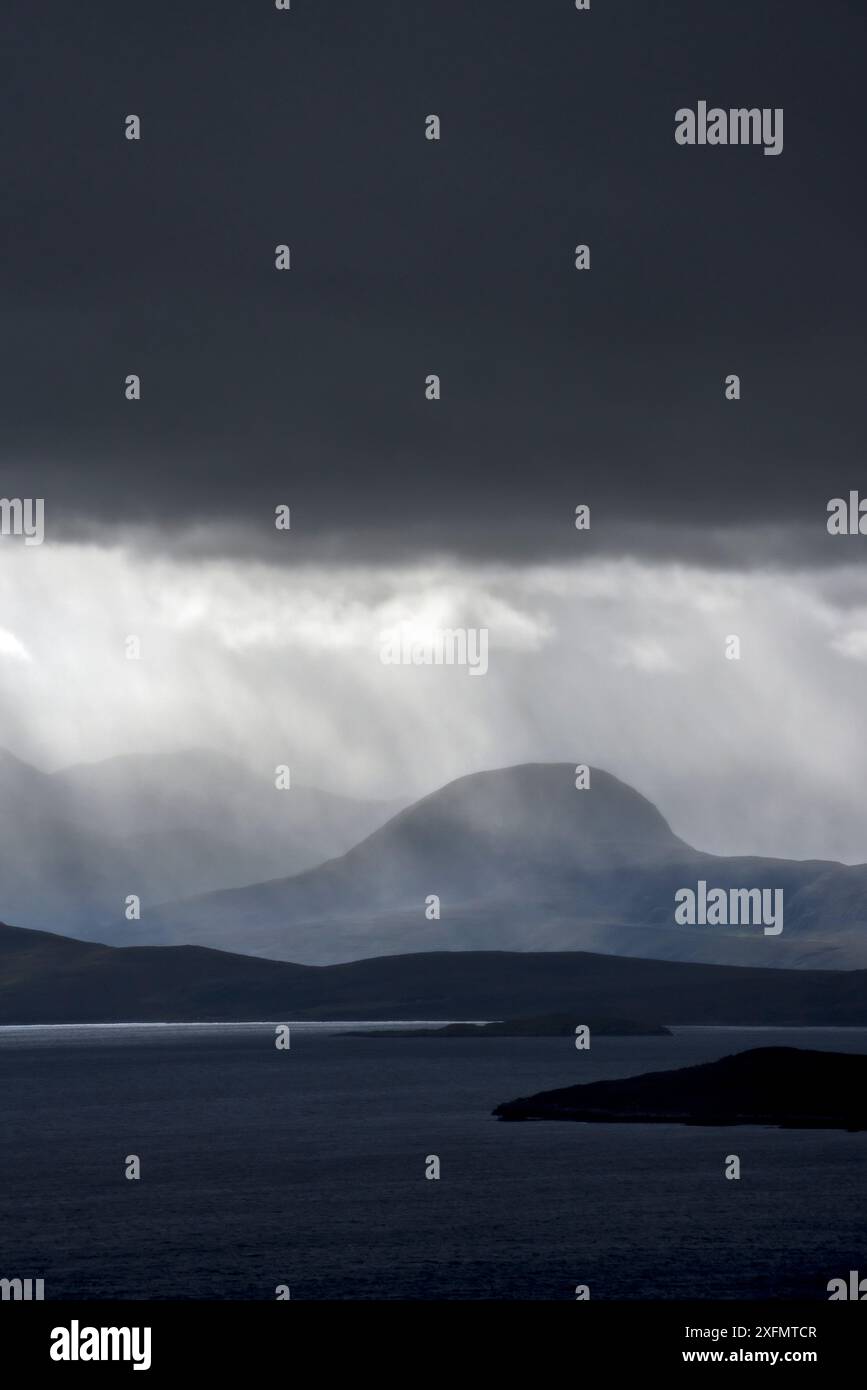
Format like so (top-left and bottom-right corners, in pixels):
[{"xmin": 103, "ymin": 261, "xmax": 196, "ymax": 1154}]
[{"xmin": 1, "ymin": 1, "xmax": 866, "ymax": 862}]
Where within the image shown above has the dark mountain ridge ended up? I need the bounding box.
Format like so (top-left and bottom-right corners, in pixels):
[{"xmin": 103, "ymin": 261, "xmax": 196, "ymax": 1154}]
[{"xmin": 1, "ymin": 920, "xmax": 866, "ymax": 1025}]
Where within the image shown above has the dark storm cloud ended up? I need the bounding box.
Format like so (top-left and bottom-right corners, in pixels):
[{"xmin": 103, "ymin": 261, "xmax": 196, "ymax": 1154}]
[{"xmin": 1, "ymin": 0, "xmax": 865, "ymax": 564}]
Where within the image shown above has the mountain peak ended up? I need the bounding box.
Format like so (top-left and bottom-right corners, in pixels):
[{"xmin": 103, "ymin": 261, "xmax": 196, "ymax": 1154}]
[{"xmin": 382, "ymin": 762, "xmax": 689, "ymax": 867}]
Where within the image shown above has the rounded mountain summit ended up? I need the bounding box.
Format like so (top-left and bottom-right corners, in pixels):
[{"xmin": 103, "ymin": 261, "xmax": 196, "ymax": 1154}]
[{"xmin": 367, "ymin": 763, "xmax": 691, "ymax": 877}]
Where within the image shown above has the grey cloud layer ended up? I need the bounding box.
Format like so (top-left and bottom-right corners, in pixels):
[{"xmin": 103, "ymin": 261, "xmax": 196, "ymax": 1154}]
[{"xmin": 0, "ymin": 0, "xmax": 865, "ymax": 561}]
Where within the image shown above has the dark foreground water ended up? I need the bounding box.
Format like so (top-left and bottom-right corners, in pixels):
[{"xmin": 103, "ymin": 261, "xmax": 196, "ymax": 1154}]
[{"xmin": 1, "ymin": 1024, "xmax": 864, "ymax": 1300}]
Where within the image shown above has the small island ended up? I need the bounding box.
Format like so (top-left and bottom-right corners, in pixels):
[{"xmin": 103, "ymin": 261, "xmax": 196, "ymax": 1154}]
[
  {"xmin": 493, "ymin": 1046, "xmax": 867, "ymax": 1130},
  {"xmin": 353, "ymin": 1012, "xmax": 671, "ymax": 1038}
]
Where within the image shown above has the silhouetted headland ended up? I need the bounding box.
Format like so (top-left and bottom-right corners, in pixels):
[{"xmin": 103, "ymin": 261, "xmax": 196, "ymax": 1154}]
[{"xmin": 493, "ymin": 1047, "xmax": 867, "ymax": 1130}]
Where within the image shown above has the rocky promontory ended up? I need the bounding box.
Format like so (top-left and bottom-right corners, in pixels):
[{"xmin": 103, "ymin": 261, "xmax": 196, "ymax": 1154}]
[{"xmin": 493, "ymin": 1046, "xmax": 867, "ymax": 1130}]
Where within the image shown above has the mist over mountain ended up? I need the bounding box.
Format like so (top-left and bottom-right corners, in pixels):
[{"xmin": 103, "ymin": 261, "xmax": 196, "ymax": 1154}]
[
  {"xmin": 0, "ymin": 747, "xmax": 401, "ymax": 934},
  {"xmin": 111, "ymin": 763, "xmax": 867, "ymax": 969}
]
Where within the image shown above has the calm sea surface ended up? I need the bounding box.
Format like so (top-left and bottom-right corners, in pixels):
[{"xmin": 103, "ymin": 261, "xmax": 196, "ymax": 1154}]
[{"xmin": 1, "ymin": 1024, "xmax": 864, "ymax": 1300}]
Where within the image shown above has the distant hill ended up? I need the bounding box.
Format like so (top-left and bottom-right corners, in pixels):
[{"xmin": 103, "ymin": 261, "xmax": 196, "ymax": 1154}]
[
  {"xmin": 125, "ymin": 763, "xmax": 867, "ymax": 969},
  {"xmin": 493, "ymin": 1047, "xmax": 867, "ymax": 1130},
  {"xmin": 1, "ymin": 921, "xmax": 867, "ymax": 1025},
  {"xmin": 0, "ymin": 746, "xmax": 401, "ymax": 935},
  {"xmin": 354, "ymin": 1014, "xmax": 672, "ymax": 1038}
]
